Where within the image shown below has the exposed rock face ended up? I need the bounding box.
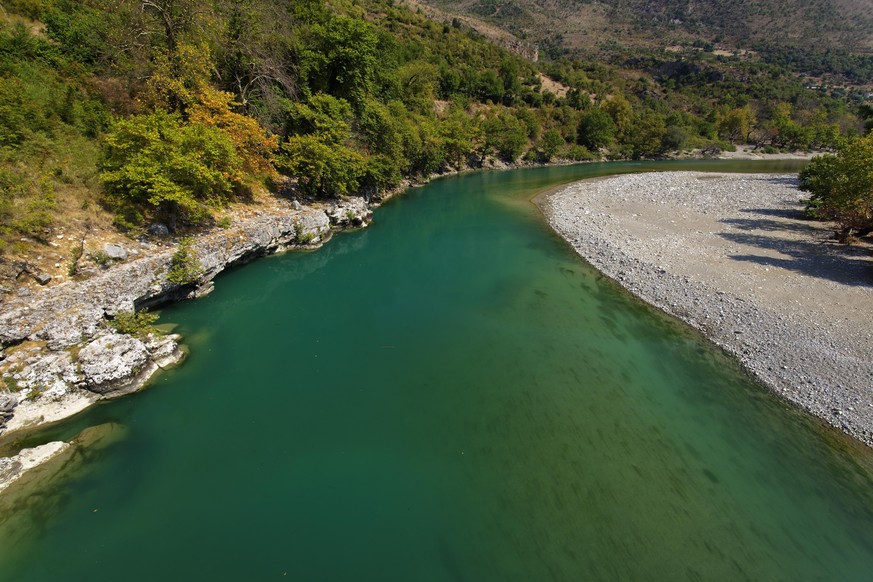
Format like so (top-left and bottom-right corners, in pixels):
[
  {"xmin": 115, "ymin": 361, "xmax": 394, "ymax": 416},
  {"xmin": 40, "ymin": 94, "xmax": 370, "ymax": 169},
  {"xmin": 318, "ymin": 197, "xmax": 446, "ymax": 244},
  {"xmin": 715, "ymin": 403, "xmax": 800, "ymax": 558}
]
[
  {"xmin": 326, "ymin": 198, "xmax": 372, "ymax": 228},
  {"xmin": 103, "ymin": 243, "xmax": 128, "ymax": 261},
  {"xmin": 0, "ymin": 393, "xmax": 16, "ymax": 425},
  {"xmin": 77, "ymin": 333, "xmax": 149, "ymax": 390},
  {"xmin": 147, "ymin": 223, "xmax": 170, "ymax": 237},
  {"xmin": 0, "ymin": 197, "xmax": 364, "ymax": 437}
]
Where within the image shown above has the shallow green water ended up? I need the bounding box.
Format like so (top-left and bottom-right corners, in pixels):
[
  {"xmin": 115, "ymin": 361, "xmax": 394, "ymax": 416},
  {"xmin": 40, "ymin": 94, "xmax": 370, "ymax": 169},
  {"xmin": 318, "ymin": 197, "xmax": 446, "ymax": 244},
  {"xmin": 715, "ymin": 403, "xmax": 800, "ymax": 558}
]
[{"xmin": 3, "ymin": 160, "xmax": 873, "ymax": 581}]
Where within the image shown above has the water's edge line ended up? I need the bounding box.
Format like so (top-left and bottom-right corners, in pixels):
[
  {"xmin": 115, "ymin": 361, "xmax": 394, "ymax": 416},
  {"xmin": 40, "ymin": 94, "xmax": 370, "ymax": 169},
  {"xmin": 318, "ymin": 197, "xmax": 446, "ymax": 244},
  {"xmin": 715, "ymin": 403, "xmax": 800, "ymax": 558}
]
[
  {"xmin": 533, "ymin": 173, "xmax": 873, "ymax": 455},
  {"xmin": 0, "ymin": 153, "xmax": 824, "ymax": 496}
]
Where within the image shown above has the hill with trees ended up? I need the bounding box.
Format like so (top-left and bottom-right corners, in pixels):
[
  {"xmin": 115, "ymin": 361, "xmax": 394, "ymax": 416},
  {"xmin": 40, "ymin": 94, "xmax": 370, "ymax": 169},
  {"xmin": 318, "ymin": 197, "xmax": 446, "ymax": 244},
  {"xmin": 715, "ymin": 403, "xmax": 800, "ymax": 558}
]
[
  {"xmin": 0, "ymin": 0, "xmax": 870, "ymax": 280},
  {"xmin": 417, "ymin": 0, "xmax": 873, "ymax": 85},
  {"xmin": 417, "ymin": 0, "xmax": 873, "ymax": 55}
]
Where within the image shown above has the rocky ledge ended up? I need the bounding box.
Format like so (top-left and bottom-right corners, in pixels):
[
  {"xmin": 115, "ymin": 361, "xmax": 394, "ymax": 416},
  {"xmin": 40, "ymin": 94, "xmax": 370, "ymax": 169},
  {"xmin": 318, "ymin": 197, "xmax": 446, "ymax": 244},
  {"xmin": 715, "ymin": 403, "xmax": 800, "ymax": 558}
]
[{"xmin": 0, "ymin": 196, "xmax": 372, "ymax": 444}]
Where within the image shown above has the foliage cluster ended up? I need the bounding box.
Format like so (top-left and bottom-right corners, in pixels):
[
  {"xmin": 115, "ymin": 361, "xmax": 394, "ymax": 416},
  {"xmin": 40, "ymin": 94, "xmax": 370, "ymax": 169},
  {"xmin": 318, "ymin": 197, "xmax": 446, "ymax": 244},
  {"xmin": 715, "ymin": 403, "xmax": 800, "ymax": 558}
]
[
  {"xmin": 800, "ymin": 133, "xmax": 873, "ymax": 242},
  {"xmin": 107, "ymin": 309, "xmax": 160, "ymax": 338},
  {"xmin": 166, "ymin": 236, "xmax": 202, "ymax": 285}
]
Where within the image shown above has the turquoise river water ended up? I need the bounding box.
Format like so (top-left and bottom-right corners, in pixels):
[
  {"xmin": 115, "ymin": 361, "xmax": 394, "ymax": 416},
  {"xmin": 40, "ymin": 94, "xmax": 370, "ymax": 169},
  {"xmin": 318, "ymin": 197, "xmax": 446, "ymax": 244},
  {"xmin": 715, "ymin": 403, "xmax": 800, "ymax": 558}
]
[{"xmin": 2, "ymin": 160, "xmax": 873, "ymax": 581}]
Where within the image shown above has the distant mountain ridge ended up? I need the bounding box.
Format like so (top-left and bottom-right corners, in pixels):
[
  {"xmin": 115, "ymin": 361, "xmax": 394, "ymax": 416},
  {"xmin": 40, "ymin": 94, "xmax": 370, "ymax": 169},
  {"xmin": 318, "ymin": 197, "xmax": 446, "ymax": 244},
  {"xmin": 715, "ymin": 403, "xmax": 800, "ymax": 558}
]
[{"xmin": 420, "ymin": 0, "xmax": 873, "ymax": 56}]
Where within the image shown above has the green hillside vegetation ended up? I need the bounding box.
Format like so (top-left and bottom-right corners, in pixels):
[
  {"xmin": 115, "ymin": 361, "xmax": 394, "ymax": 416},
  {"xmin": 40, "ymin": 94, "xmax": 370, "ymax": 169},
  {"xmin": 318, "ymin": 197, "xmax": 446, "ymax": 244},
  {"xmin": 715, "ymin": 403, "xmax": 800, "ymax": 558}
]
[{"xmin": 0, "ymin": 0, "xmax": 869, "ymax": 258}]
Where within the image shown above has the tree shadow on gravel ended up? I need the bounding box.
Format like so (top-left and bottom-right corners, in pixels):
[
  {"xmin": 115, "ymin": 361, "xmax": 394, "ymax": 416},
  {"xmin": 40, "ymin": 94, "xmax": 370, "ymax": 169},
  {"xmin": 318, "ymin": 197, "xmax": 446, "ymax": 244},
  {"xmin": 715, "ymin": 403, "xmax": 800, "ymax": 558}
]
[
  {"xmin": 722, "ymin": 216, "xmax": 820, "ymax": 235},
  {"xmin": 763, "ymin": 176, "xmax": 801, "ymax": 187},
  {"xmin": 737, "ymin": 203, "xmax": 808, "ymax": 220},
  {"xmin": 717, "ymin": 229, "xmax": 873, "ymax": 287}
]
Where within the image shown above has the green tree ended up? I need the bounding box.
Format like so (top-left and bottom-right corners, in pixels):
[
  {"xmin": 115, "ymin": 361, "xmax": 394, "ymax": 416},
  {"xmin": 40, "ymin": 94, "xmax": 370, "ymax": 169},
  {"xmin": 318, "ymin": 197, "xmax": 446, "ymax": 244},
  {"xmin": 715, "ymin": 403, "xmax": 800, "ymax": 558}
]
[
  {"xmin": 602, "ymin": 95, "xmax": 632, "ymax": 138},
  {"xmin": 628, "ymin": 112, "xmax": 667, "ymax": 159},
  {"xmin": 800, "ymin": 133, "xmax": 873, "ymax": 241},
  {"xmin": 663, "ymin": 125, "xmax": 689, "ymax": 151},
  {"xmin": 394, "ymin": 61, "xmax": 439, "ymax": 114},
  {"xmin": 440, "ymin": 110, "xmax": 479, "ymax": 169},
  {"xmin": 284, "ymin": 93, "xmax": 354, "ymax": 142},
  {"xmin": 300, "ymin": 15, "xmax": 378, "ymax": 109},
  {"xmin": 498, "ymin": 60, "xmax": 521, "ymax": 105},
  {"xmin": 577, "ymin": 108, "xmax": 615, "ymax": 150},
  {"xmin": 538, "ymin": 128, "xmax": 564, "ymax": 161},
  {"xmin": 476, "ymin": 70, "xmax": 504, "ymax": 104},
  {"xmin": 277, "ymin": 135, "xmax": 365, "ymax": 197},
  {"xmin": 278, "ymin": 92, "xmax": 367, "ymax": 196},
  {"xmin": 716, "ymin": 106, "xmax": 756, "ymax": 144},
  {"xmin": 482, "ymin": 112, "xmax": 527, "ymax": 162},
  {"xmin": 100, "ymin": 110, "xmax": 242, "ymax": 222},
  {"xmin": 767, "ymin": 102, "xmax": 813, "ymax": 150}
]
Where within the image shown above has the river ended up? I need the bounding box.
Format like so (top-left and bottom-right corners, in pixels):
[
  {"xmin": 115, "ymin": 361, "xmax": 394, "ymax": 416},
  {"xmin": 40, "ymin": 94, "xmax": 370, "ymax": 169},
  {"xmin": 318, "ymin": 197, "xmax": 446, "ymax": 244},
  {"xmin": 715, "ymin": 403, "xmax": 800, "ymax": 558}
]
[{"xmin": 2, "ymin": 160, "xmax": 873, "ymax": 581}]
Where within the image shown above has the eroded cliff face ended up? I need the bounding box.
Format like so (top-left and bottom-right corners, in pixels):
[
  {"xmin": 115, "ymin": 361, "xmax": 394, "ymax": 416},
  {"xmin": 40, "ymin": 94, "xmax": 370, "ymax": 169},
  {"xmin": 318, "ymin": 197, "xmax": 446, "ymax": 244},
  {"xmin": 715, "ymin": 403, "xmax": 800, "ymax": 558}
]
[{"xmin": 0, "ymin": 197, "xmax": 371, "ymax": 439}]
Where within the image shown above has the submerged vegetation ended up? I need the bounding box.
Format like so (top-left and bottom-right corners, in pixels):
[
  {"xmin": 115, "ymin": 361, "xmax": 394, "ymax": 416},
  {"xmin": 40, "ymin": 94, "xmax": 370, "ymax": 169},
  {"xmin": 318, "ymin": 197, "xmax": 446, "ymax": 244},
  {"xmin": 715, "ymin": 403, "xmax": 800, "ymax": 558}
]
[{"xmin": 0, "ymin": 0, "xmax": 870, "ymax": 255}]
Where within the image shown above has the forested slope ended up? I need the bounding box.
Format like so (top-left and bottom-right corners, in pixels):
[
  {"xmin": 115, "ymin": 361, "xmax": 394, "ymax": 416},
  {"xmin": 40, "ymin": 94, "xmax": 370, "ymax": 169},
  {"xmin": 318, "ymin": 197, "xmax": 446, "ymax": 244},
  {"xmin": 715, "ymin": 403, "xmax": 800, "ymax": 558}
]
[{"xmin": 0, "ymin": 0, "xmax": 868, "ymax": 274}]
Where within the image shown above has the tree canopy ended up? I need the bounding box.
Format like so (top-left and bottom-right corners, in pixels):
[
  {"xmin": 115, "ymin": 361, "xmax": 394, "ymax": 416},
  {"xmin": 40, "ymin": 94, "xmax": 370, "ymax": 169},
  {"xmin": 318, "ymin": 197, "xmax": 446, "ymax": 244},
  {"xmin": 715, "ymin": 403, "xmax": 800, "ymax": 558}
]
[{"xmin": 800, "ymin": 133, "xmax": 873, "ymax": 242}]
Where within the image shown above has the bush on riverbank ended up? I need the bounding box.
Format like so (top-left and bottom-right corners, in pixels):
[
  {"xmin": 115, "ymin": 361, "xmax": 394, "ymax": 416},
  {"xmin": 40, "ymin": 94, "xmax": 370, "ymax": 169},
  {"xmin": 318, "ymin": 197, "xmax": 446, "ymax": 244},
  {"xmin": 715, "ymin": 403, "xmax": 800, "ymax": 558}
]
[
  {"xmin": 107, "ymin": 310, "xmax": 160, "ymax": 338},
  {"xmin": 800, "ymin": 132, "xmax": 873, "ymax": 242}
]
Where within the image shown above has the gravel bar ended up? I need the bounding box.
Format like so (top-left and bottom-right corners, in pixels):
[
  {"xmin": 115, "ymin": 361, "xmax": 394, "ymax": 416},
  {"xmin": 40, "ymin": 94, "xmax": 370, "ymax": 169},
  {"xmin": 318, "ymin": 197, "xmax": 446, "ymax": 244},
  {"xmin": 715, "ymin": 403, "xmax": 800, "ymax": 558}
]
[{"xmin": 537, "ymin": 171, "xmax": 873, "ymax": 447}]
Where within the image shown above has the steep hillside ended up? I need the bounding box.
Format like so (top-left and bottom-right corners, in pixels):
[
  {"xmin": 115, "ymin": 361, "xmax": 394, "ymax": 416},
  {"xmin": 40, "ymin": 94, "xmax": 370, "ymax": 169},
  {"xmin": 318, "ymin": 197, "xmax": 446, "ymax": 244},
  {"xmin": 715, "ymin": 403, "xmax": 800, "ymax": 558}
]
[{"xmin": 421, "ymin": 0, "xmax": 873, "ymax": 72}]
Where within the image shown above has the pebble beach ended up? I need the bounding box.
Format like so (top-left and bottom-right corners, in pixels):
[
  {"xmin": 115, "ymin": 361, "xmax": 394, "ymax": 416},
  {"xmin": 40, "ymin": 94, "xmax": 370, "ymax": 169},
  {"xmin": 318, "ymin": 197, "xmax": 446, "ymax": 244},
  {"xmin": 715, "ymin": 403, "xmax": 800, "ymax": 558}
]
[{"xmin": 538, "ymin": 172, "xmax": 873, "ymax": 447}]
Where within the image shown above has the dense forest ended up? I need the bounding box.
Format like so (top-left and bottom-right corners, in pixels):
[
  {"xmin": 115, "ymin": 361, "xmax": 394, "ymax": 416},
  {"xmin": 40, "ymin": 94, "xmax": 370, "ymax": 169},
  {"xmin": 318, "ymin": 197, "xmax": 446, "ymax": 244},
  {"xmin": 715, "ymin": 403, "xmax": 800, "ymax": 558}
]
[{"xmin": 0, "ymin": 0, "xmax": 870, "ymax": 254}]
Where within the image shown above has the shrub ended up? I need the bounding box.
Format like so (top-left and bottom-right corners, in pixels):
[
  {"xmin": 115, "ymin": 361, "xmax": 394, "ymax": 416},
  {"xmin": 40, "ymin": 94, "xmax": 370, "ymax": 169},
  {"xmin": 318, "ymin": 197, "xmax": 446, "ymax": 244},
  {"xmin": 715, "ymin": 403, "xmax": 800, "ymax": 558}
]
[
  {"xmin": 800, "ymin": 133, "xmax": 873, "ymax": 242},
  {"xmin": 108, "ymin": 310, "xmax": 160, "ymax": 338},
  {"xmin": 89, "ymin": 249, "xmax": 110, "ymax": 266},
  {"xmin": 167, "ymin": 236, "xmax": 203, "ymax": 285},
  {"xmin": 562, "ymin": 144, "xmax": 597, "ymax": 161},
  {"xmin": 100, "ymin": 111, "xmax": 243, "ymax": 223},
  {"xmin": 277, "ymin": 134, "xmax": 365, "ymax": 197}
]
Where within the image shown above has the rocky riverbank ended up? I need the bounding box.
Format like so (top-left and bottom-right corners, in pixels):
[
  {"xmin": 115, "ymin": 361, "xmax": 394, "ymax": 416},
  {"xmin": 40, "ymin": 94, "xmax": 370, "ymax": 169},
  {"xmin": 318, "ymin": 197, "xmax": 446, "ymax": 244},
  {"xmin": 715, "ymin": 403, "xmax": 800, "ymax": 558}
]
[
  {"xmin": 0, "ymin": 196, "xmax": 372, "ymax": 467},
  {"xmin": 0, "ymin": 160, "xmax": 832, "ymax": 492},
  {"xmin": 538, "ymin": 172, "xmax": 873, "ymax": 447}
]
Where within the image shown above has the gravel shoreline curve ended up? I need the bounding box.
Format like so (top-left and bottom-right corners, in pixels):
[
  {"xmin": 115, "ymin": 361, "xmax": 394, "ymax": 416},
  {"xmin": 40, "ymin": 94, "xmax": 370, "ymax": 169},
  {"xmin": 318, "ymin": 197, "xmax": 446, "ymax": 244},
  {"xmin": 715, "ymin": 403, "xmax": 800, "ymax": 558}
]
[{"xmin": 537, "ymin": 172, "xmax": 873, "ymax": 447}]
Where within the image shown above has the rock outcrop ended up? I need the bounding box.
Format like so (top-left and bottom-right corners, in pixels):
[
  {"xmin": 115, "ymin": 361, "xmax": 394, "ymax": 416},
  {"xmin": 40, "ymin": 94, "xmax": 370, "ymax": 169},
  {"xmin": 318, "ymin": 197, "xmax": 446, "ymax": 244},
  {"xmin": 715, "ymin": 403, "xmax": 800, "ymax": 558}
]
[{"xmin": 0, "ymin": 196, "xmax": 372, "ymax": 438}]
